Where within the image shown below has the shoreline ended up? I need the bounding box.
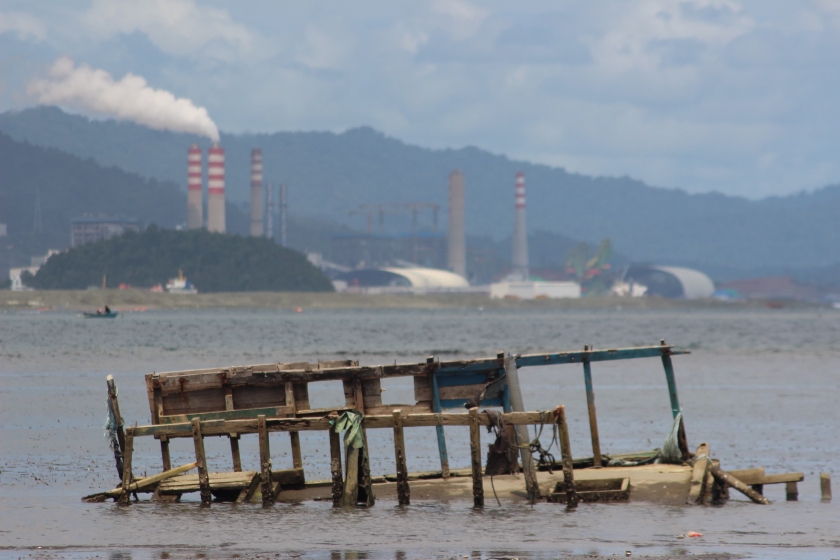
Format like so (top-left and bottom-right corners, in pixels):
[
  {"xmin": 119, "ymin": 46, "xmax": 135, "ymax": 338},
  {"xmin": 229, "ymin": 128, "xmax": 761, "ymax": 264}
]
[{"xmin": 0, "ymin": 289, "xmax": 822, "ymax": 311}]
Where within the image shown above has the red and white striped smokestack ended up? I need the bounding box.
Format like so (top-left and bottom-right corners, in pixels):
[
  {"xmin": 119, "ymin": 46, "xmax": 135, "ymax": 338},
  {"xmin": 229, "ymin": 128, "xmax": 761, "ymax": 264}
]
[
  {"xmin": 250, "ymin": 149, "xmax": 264, "ymax": 237},
  {"xmin": 207, "ymin": 143, "xmax": 226, "ymax": 233},
  {"xmin": 187, "ymin": 144, "xmax": 203, "ymax": 229},
  {"xmin": 511, "ymin": 172, "xmax": 529, "ymax": 280}
]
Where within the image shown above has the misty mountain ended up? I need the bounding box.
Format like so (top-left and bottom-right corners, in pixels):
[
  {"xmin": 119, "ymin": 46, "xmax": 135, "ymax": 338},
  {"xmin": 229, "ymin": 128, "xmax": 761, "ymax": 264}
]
[{"xmin": 1, "ymin": 106, "xmax": 839, "ymax": 275}]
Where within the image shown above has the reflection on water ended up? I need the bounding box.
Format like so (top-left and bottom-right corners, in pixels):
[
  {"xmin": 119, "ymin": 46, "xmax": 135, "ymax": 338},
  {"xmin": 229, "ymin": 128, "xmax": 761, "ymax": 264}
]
[{"xmin": 0, "ymin": 308, "xmax": 838, "ymax": 559}]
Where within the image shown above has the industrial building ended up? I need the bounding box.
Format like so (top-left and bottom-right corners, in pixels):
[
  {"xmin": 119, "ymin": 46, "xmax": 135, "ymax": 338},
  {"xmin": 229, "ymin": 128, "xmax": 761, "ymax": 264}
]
[
  {"xmin": 71, "ymin": 217, "xmax": 139, "ymax": 247},
  {"xmin": 623, "ymin": 265, "xmax": 715, "ymax": 299},
  {"xmin": 334, "ymin": 266, "xmax": 469, "ymax": 294}
]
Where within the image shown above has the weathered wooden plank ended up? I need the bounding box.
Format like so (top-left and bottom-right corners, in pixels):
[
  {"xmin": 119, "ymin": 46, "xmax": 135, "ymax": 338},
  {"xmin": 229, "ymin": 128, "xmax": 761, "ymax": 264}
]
[
  {"xmin": 86, "ymin": 462, "xmax": 197, "ymax": 501},
  {"xmin": 290, "ymin": 432, "xmax": 303, "ymax": 470},
  {"xmin": 554, "ymin": 405, "xmax": 578, "ymax": 508},
  {"xmin": 106, "ymin": 375, "xmax": 126, "ymax": 479},
  {"xmin": 258, "ymin": 415, "xmax": 273, "ymax": 506},
  {"xmin": 341, "ymin": 446, "xmax": 360, "ymax": 507},
  {"xmin": 516, "ymin": 345, "xmax": 683, "ymax": 368},
  {"xmin": 158, "ymin": 406, "xmax": 295, "ymax": 424},
  {"xmin": 134, "ymin": 411, "xmax": 555, "ymax": 439},
  {"xmin": 160, "ymin": 471, "xmax": 258, "ymax": 492},
  {"xmin": 191, "ymin": 418, "xmax": 212, "ymax": 505},
  {"xmin": 365, "ymin": 403, "xmax": 433, "ymax": 416},
  {"xmin": 468, "ymin": 407, "xmax": 483, "ymax": 508},
  {"xmin": 392, "ymin": 410, "xmax": 410, "ymax": 506}
]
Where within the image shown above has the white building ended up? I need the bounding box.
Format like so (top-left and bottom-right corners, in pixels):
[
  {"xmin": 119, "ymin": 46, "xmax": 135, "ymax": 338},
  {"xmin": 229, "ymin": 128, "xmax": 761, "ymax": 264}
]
[{"xmin": 490, "ymin": 281, "xmax": 581, "ymax": 300}]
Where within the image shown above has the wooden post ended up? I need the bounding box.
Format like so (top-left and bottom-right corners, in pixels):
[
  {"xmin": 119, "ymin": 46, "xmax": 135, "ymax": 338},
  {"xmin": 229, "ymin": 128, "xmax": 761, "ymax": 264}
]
[
  {"xmin": 429, "ymin": 358, "xmax": 450, "ymax": 479},
  {"xmin": 329, "ymin": 422, "xmax": 344, "ymax": 507},
  {"xmin": 286, "ymin": 381, "xmax": 303, "ymax": 471},
  {"xmin": 191, "ymin": 418, "xmax": 212, "ymax": 506},
  {"xmin": 159, "ymin": 435, "xmax": 172, "ymax": 471},
  {"xmin": 106, "ymin": 375, "xmax": 126, "ymax": 479},
  {"xmin": 710, "ymin": 464, "xmax": 770, "ymax": 505},
  {"xmin": 258, "ymin": 415, "xmax": 274, "ymax": 506},
  {"xmin": 554, "ymin": 405, "xmax": 578, "ymax": 508},
  {"xmin": 118, "ymin": 427, "xmax": 134, "ymax": 505},
  {"xmin": 468, "ymin": 407, "xmax": 484, "ymax": 508},
  {"xmin": 392, "ymin": 409, "xmax": 410, "ymax": 505},
  {"xmin": 341, "ymin": 445, "xmax": 360, "ymax": 507},
  {"xmin": 821, "ymin": 473, "xmax": 832, "ymax": 501},
  {"xmin": 358, "ymin": 426, "xmax": 375, "ymax": 507},
  {"xmin": 229, "ymin": 434, "xmax": 242, "ymax": 472},
  {"xmin": 582, "ymin": 347, "xmax": 602, "ymax": 467},
  {"xmin": 503, "ymin": 354, "xmax": 539, "ymax": 499},
  {"xmin": 688, "ymin": 442, "xmax": 710, "ymax": 504},
  {"xmin": 785, "ymin": 481, "xmax": 799, "ymax": 501}
]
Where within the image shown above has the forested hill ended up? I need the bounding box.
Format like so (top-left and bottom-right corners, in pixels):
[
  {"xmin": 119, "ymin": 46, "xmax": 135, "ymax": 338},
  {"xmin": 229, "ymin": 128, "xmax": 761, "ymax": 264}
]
[
  {"xmin": 0, "ymin": 131, "xmax": 250, "ymax": 264},
  {"xmin": 25, "ymin": 227, "xmax": 333, "ymax": 292},
  {"xmin": 2, "ymin": 106, "xmax": 840, "ymax": 272}
]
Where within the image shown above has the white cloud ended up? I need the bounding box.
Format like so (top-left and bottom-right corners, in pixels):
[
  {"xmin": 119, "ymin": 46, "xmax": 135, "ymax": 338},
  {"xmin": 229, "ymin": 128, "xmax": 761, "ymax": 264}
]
[
  {"xmin": 80, "ymin": 0, "xmax": 259, "ymax": 62},
  {"xmin": 0, "ymin": 10, "xmax": 47, "ymax": 41}
]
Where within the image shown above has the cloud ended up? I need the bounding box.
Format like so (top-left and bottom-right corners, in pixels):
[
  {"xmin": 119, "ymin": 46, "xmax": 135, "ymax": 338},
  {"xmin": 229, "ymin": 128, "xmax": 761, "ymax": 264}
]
[
  {"xmin": 0, "ymin": 10, "xmax": 47, "ymax": 41},
  {"xmin": 28, "ymin": 56, "xmax": 220, "ymax": 141},
  {"xmin": 80, "ymin": 0, "xmax": 258, "ymax": 63}
]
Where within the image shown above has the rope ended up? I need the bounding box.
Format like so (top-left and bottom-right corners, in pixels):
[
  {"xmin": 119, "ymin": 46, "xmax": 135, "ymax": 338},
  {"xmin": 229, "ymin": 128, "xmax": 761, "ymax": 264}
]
[{"xmin": 489, "ymin": 475, "xmax": 501, "ymax": 506}]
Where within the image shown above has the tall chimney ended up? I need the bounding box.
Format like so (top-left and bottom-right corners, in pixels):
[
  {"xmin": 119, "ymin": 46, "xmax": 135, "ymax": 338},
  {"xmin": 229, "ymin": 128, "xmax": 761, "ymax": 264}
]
[
  {"xmin": 511, "ymin": 172, "xmax": 529, "ymax": 280},
  {"xmin": 187, "ymin": 144, "xmax": 203, "ymax": 229},
  {"xmin": 265, "ymin": 183, "xmax": 274, "ymax": 240},
  {"xmin": 250, "ymin": 149, "xmax": 264, "ymax": 236},
  {"xmin": 447, "ymin": 170, "xmax": 466, "ymax": 278},
  {"xmin": 207, "ymin": 143, "xmax": 226, "ymax": 233}
]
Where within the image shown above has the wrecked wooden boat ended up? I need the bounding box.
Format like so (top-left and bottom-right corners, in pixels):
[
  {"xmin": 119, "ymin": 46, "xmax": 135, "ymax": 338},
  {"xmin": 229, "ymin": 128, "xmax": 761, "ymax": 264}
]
[{"xmin": 85, "ymin": 341, "xmax": 809, "ymax": 508}]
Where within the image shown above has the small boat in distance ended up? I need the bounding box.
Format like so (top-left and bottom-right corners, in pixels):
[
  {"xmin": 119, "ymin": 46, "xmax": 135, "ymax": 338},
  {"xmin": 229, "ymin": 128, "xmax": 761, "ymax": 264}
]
[
  {"xmin": 83, "ymin": 311, "xmax": 118, "ymax": 318},
  {"xmin": 83, "ymin": 305, "xmax": 118, "ymax": 318}
]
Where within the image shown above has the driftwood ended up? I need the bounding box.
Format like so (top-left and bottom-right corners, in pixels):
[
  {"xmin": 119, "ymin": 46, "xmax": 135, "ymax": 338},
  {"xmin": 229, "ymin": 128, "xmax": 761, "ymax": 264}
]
[{"xmin": 83, "ymin": 462, "xmax": 198, "ymax": 502}]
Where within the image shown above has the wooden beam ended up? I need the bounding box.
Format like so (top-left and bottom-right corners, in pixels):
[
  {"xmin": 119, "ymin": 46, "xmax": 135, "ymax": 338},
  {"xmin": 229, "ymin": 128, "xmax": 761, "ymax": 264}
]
[
  {"xmin": 554, "ymin": 405, "xmax": 578, "ymax": 508},
  {"xmin": 133, "ymin": 411, "xmax": 558, "ymax": 439},
  {"xmin": 468, "ymin": 407, "xmax": 483, "ymax": 508},
  {"xmin": 258, "ymin": 415, "xmax": 273, "ymax": 506},
  {"xmin": 86, "ymin": 462, "xmax": 198, "ymax": 501},
  {"xmin": 191, "ymin": 418, "xmax": 212, "ymax": 505},
  {"xmin": 821, "ymin": 473, "xmax": 832, "ymax": 501},
  {"xmin": 392, "ymin": 410, "xmax": 410, "ymax": 506}
]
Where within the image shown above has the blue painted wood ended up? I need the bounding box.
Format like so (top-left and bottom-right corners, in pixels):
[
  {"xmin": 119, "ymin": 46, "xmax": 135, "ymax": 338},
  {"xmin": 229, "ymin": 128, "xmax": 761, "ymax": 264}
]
[
  {"xmin": 661, "ymin": 353, "xmax": 681, "ymax": 418},
  {"xmin": 516, "ymin": 346, "xmax": 686, "ymax": 368},
  {"xmin": 431, "ymin": 372, "xmax": 450, "ymax": 477},
  {"xmin": 582, "ymin": 358, "xmax": 602, "ymax": 466},
  {"xmin": 434, "ymin": 372, "xmax": 494, "ymax": 387}
]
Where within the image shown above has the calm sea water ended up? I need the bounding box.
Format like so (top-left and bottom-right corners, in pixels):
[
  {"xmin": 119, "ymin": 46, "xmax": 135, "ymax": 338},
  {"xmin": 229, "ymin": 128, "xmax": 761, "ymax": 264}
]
[{"xmin": 1, "ymin": 306, "xmax": 839, "ymax": 559}]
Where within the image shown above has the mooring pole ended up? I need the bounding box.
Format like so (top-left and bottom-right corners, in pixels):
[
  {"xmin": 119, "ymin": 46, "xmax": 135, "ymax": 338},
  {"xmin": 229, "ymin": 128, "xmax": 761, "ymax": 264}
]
[
  {"xmin": 429, "ymin": 356, "xmax": 450, "ymax": 479},
  {"xmin": 504, "ymin": 354, "xmax": 539, "ymax": 499},
  {"xmin": 582, "ymin": 346, "xmax": 602, "ymax": 467}
]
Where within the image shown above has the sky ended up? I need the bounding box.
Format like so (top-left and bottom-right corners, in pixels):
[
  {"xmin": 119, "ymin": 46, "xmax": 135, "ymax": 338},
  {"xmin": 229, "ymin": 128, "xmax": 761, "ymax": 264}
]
[{"xmin": 1, "ymin": 0, "xmax": 839, "ymax": 199}]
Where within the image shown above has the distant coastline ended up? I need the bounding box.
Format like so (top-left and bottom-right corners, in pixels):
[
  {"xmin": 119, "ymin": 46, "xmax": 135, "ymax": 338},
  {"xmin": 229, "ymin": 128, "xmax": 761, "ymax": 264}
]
[{"xmin": 0, "ymin": 289, "xmax": 819, "ymax": 311}]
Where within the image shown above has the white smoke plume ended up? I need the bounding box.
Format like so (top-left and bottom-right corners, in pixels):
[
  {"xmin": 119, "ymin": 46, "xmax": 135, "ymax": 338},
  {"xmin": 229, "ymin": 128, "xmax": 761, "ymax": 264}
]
[{"xmin": 28, "ymin": 56, "xmax": 220, "ymax": 142}]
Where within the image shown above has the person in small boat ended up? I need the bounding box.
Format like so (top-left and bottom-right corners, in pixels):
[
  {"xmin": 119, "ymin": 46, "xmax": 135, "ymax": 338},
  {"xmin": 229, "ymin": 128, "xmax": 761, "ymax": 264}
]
[{"xmin": 104, "ymin": 305, "xmax": 111, "ymax": 314}]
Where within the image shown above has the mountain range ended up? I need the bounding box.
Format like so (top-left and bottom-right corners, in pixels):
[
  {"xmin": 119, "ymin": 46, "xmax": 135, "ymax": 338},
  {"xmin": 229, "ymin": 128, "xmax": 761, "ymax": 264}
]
[{"xmin": 1, "ymin": 106, "xmax": 839, "ymax": 280}]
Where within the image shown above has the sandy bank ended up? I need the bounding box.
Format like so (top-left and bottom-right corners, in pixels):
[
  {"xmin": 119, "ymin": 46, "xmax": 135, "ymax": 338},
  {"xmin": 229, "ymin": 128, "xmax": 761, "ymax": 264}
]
[{"xmin": 0, "ymin": 289, "xmax": 817, "ymax": 311}]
